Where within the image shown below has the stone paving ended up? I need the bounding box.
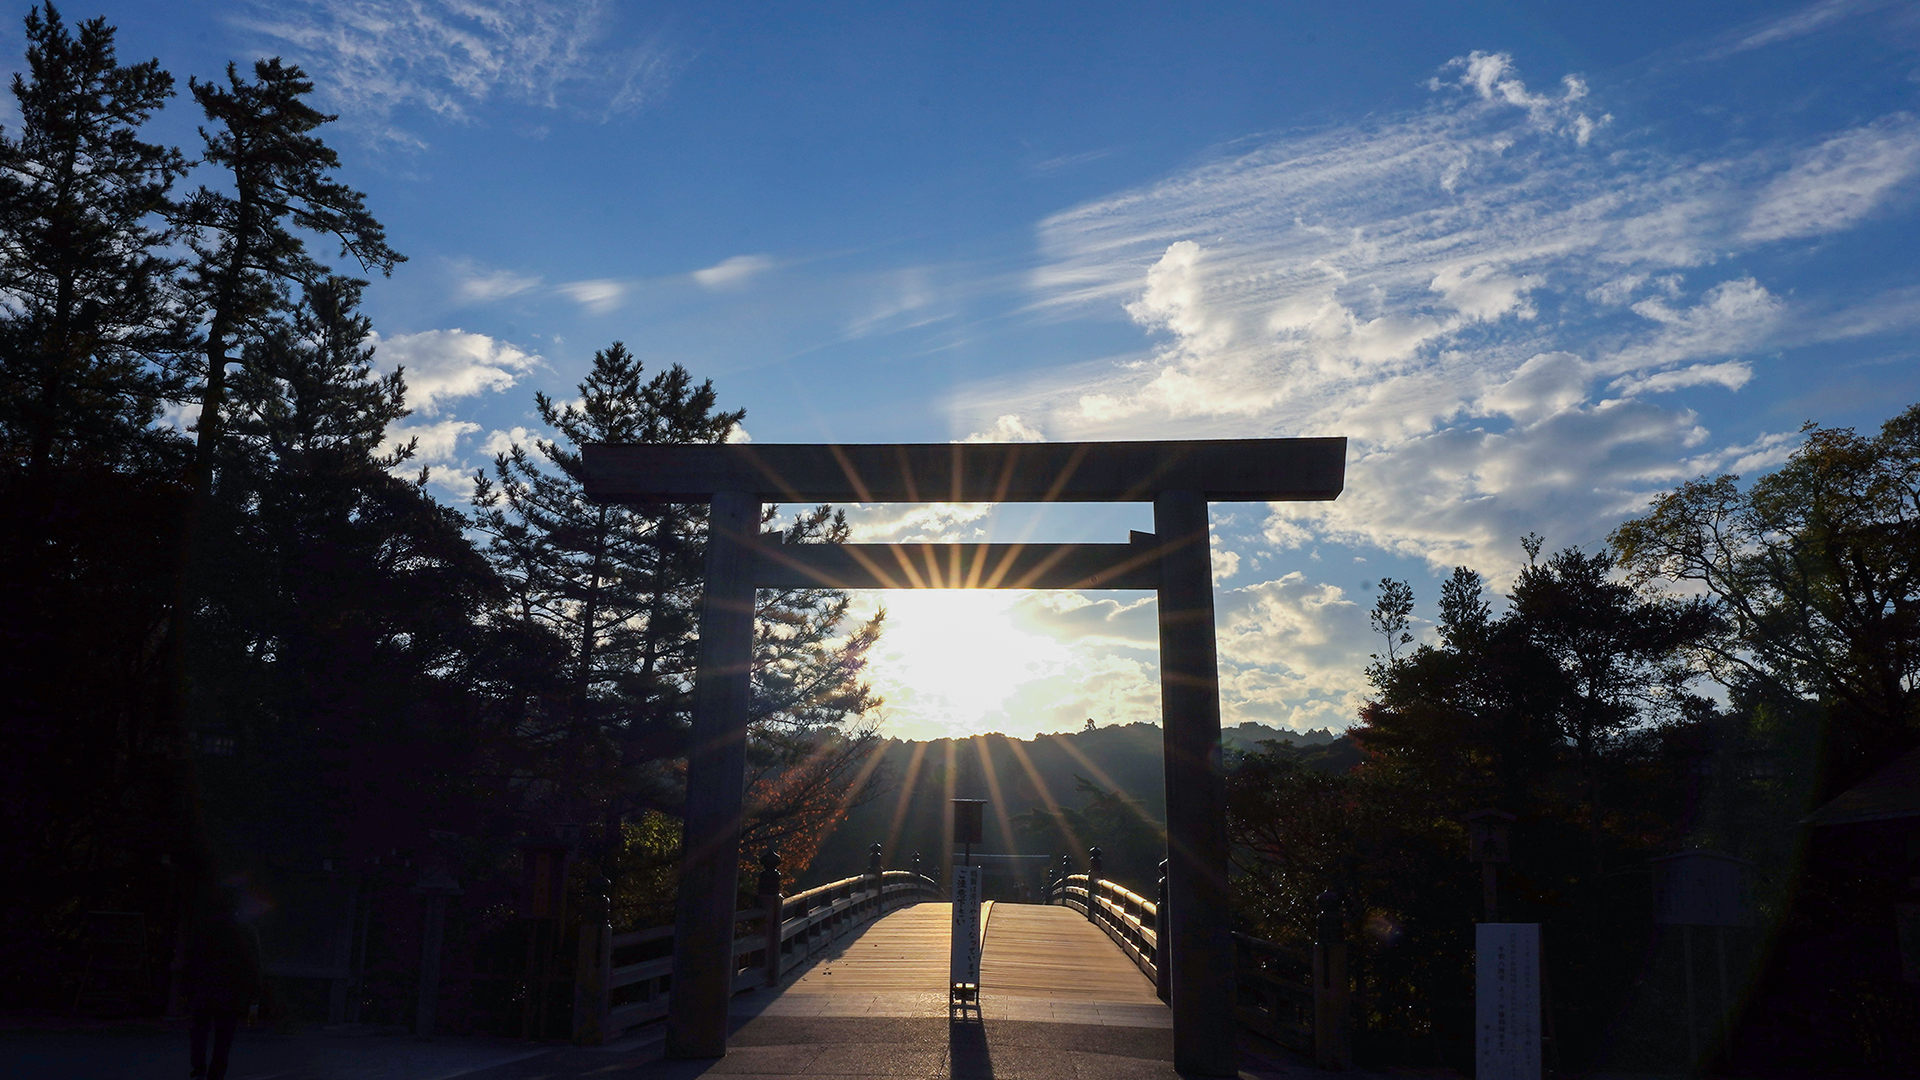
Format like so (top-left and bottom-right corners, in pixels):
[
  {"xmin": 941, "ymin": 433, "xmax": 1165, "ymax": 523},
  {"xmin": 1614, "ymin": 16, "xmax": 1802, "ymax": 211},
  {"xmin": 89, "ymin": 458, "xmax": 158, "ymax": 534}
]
[{"xmin": 0, "ymin": 1017, "xmax": 1400, "ymax": 1079}]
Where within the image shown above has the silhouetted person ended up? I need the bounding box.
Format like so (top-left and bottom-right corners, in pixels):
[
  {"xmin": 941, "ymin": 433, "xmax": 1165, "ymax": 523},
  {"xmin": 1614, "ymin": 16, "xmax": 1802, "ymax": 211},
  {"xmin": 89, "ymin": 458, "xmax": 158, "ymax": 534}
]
[{"xmin": 183, "ymin": 887, "xmax": 261, "ymax": 1080}]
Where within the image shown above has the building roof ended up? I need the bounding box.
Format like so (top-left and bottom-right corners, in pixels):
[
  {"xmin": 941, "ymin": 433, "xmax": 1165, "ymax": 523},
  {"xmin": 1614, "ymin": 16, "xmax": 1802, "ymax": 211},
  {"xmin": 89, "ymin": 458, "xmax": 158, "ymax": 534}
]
[{"xmin": 1802, "ymin": 746, "xmax": 1920, "ymax": 826}]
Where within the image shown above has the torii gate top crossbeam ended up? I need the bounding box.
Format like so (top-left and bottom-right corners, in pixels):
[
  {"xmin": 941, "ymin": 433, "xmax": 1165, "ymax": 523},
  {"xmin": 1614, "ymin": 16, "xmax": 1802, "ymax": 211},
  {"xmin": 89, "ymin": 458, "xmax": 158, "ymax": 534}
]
[{"xmin": 580, "ymin": 437, "xmax": 1345, "ymax": 505}]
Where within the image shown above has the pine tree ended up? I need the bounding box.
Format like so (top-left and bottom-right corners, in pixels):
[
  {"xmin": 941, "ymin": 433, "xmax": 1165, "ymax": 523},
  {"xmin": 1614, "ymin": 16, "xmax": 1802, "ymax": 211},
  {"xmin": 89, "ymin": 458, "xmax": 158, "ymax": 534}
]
[
  {"xmin": 472, "ymin": 343, "xmax": 885, "ymax": 880},
  {"xmin": 0, "ymin": 4, "xmax": 192, "ymax": 1002},
  {"xmin": 157, "ymin": 57, "xmax": 403, "ymax": 895},
  {"xmin": 179, "ymin": 56, "xmax": 402, "ymax": 506},
  {"xmin": 0, "ymin": 2, "xmax": 187, "ymax": 482},
  {"xmin": 473, "ymin": 342, "xmax": 741, "ymax": 829},
  {"xmin": 198, "ymin": 274, "xmax": 497, "ymax": 865},
  {"xmin": 742, "ymin": 503, "xmax": 886, "ymax": 872}
]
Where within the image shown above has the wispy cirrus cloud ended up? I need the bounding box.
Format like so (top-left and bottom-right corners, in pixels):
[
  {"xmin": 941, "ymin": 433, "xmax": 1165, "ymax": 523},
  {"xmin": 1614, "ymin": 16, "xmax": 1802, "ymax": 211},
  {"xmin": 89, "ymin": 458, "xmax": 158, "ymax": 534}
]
[
  {"xmin": 1705, "ymin": 0, "xmax": 1879, "ymax": 60},
  {"xmin": 240, "ymin": 0, "xmax": 678, "ymax": 140},
  {"xmin": 692, "ymin": 254, "xmax": 775, "ymax": 290},
  {"xmin": 1743, "ymin": 113, "xmax": 1920, "ymax": 242},
  {"xmin": 996, "ymin": 51, "xmax": 1920, "ymax": 576},
  {"xmin": 556, "ymin": 278, "xmax": 627, "ymax": 314},
  {"xmin": 450, "ymin": 259, "xmax": 543, "ymax": 304},
  {"xmin": 934, "ymin": 48, "xmax": 1920, "ymax": 731}
]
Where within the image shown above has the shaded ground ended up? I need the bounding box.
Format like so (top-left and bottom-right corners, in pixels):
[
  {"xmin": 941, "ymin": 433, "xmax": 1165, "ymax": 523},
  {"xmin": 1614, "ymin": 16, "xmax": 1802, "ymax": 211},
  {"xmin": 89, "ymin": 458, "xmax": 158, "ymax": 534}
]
[{"xmin": 0, "ymin": 901, "xmax": 1446, "ymax": 1078}]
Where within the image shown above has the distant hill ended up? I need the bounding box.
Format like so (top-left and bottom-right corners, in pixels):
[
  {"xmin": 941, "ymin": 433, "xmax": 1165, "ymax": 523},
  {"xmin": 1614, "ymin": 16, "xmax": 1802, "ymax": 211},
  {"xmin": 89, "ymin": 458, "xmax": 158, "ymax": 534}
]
[
  {"xmin": 1220, "ymin": 722, "xmax": 1342, "ymax": 752},
  {"xmin": 803, "ymin": 721, "xmax": 1357, "ymax": 890}
]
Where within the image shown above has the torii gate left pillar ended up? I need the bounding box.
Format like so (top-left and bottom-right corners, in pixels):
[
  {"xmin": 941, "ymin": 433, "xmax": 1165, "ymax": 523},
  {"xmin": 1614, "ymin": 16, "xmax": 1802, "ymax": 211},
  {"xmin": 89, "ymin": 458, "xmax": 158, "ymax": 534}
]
[{"xmin": 581, "ymin": 438, "xmax": 1345, "ymax": 1076}]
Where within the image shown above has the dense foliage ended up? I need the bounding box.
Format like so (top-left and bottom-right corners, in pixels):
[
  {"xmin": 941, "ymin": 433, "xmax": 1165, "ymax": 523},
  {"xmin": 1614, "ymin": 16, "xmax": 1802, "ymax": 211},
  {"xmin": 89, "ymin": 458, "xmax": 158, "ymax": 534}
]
[
  {"xmin": 0, "ymin": 5, "xmax": 882, "ymax": 1023},
  {"xmin": 1227, "ymin": 407, "xmax": 1920, "ymax": 1072}
]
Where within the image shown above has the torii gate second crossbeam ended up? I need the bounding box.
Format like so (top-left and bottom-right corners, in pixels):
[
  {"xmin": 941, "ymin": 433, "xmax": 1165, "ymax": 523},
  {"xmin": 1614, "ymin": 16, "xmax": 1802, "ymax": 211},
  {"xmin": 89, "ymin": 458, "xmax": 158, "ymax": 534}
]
[{"xmin": 580, "ymin": 437, "xmax": 1345, "ymax": 1077}]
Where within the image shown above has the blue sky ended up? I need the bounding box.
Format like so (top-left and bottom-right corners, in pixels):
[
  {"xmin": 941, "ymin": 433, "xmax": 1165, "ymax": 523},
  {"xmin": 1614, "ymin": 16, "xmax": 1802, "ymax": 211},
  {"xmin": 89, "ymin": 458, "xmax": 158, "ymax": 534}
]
[{"xmin": 21, "ymin": 1, "xmax": 1920, "ymax": 740}]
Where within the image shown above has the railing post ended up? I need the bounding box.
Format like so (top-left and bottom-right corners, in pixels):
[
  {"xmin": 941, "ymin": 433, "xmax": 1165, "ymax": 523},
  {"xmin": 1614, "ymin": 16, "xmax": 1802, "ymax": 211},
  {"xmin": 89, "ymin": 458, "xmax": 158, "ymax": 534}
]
[
  {"xmin": 1087, "ymin": 847, "xmax": 1103, "ymax": 923},
  {"xmin": 759, "ymin": 850, "xmax": 783, "ymax": 988},
  {"xmin": 412, "ymin": 864, "xmax": 462, "ymax": 1039},
  {"xmin": 868, "ymin": 843, "xmax": 883, "ymax": 913},
  {"xmin": 1313, "ymin": 890, "xmax": 1352, "ymax": 1069},
  {"xmin": 571, "ymin": 877, "xmax": 611, "ymax": 1046},
  {"xmin": 1155, "ymin": 859, "xmax": 1171, "ymax": 1002}
]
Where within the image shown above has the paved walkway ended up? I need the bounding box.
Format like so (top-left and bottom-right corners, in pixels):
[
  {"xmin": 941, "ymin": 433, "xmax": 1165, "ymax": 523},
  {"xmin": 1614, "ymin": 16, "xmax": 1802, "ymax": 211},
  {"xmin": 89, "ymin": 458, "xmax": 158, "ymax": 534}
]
[{"xmin": 0, "ymin": 901, "xmax": 1426, "ymax": 1079}]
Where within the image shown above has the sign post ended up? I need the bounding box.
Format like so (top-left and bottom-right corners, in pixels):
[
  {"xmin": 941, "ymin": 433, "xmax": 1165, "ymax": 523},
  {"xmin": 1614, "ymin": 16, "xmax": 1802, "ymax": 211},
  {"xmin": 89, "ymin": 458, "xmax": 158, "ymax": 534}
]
[
  {"xmin": 1476, "ymin": 922, "xmax": 1541, "ymax": 1080},
  {"xmin": 951, "ymin": 799, "xmax": 985, "ymax": 1002},
  {"xmin": 1651, "ymin": 850, "xmax": 1753, "ymax": 1070}
]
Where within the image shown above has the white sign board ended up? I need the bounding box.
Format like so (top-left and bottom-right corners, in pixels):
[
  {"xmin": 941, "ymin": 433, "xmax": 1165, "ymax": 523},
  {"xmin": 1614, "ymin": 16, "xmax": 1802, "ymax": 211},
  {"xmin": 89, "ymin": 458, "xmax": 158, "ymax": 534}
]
[
  {"xmin": 1476, "ymin": 923, "xmax": 1541, "ymax": 1080},
  {"xmin": 950, "ymin": 867, "xmax": 982, "ymax": 990}
]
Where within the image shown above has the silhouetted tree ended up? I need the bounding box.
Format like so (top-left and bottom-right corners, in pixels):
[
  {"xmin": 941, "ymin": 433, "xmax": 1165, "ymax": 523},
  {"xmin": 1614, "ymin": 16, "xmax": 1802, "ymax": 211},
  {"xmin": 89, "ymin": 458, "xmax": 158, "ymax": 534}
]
[
  {"xmin": 472, "ymin": 342, "xmax": 742, "ymax": 834},
  {"xmin": 179, "ymin": 56, "xmax": 402, "ymax": 506},
  {"xmin": 194, "ymin": 275, "xmax": 497, "ymax": 867},
  {"xmin": 0, "ymin": 2, "xmax": 186, "ymax": 484},
  {"xmin": 473, "ymin": 343, "xmax": 885, "ymax": 888},
  {"xmin": 0, "ymin": 3, "xmax": 191, "ymax": 1006},
  {"xmin": 1613, "ymin": 403, "xmax": 1920, "ymax": 795}
]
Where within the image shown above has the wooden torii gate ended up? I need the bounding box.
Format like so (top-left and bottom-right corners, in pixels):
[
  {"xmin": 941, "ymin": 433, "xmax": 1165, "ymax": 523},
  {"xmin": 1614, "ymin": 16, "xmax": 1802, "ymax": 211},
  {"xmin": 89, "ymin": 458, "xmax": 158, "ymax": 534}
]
[{"xmin": 580, "ymin": 437, "xmax": 1345, "ymax": 1076}]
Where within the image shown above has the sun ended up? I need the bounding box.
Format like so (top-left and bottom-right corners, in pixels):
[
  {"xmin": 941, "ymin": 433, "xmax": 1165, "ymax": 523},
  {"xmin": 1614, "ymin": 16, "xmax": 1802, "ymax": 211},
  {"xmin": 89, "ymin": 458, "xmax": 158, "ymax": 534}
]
[{"xmin": 858, "ymin": 590, "xmax": 1073, "ymax": 738}]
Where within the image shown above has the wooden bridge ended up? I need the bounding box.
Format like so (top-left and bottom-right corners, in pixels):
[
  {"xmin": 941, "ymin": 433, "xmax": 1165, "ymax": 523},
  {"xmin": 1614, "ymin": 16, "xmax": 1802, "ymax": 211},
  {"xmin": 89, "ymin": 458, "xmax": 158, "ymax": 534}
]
[{"xmin": 569, "ymin": 861, "xmax": 1352, "ymax": 1078}]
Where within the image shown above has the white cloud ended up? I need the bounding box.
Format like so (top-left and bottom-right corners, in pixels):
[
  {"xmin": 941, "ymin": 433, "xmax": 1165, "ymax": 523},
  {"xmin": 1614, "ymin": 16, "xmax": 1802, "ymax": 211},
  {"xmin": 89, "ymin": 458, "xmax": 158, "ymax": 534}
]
[
  {"xmin": 963, "ymin": 415, "xmax": 1047, "ymax": 443},
  {"xmin": 1429, "ymin": 263, "xmax": 1543, "ymax": 322},
  {"xmin": 1609, "ymin": 361, "xmax": 1753, "ymax": 397},
  {"xmin": 1214, "ymin": 573, "xmax": 1373, "ymax": 729},
  {"xmin": 371, "ymin": 328, "xmax": 540, "ymax": 414},
  {"xmin": 387, "ymin": 417, "xmax": 476, "ymax": 461},
  {"xmin": 1477, "ymin": 352, "xmax": 1589, "ymax": 427},
  {"xmin": 557, "ymin": 279, "xmax": 626, "ymax": 314},
  {"xmin": 481, "ymin": 425, "xmax": 547, "ymax": 459},
  {"xmin": 845, "ymin": 268, "xmax": 945, "ymax": 338},
  {"xmin": 907, "ymin": 48, "xmax": 1920, "ymax": 740},
  {"xmin": 1587, "ymin": 273, "xmax": 1647, "ymax": 306},
  {"xmin": 1260, "ymin": 395, "xmax": 1740, "ymax": 584},
  {"xmin": 1620, "ymin": 277, "xmax": 1785, "ymax": 369},
  {"xmin": 1708, "ymin": 0, "xmax": 1870, "ymax": 59},
  {"xmin": 1210, "ymin": 533, "xmax": 1241, "ymax": 584},
  {"xmin": 837, "ymin": 502, "xmax": 996, "ymax": 544},
  {"xmin": 242, "ymin": 0, "xmax": 677, "ymax": 136},
  {"xmin": 1743, "ymin": 113, "xmax": 1920, "ymax": 242},
  {"xmin": 691, "ymin": 254, "xmax": 775, "ymax": 289},
  {"xmin": 1434, "ymin": 51, "xmax": 1611, "ymax": 146},
  {"xmin": 383, "ymin": 417, "xmax": 481, "ymax": 498},
  {"xmin": 988, "ymin": 52, "xmax": 1916, "ymax": 585},
  {"xmin": 452, "ymin": 261, "xmax": 542, "ymax": 303}
]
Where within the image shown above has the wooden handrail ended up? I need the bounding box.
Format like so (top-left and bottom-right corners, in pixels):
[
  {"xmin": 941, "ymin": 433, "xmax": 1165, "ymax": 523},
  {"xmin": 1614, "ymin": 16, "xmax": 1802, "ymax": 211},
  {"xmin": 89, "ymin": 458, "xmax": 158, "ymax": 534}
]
[
  {"xmin": 1045, "ymin": 871, "xmax": 1350, "ymax": 1067},
  {"xmin": 1048, "ymin": 873, "xmax": 1161, "ymax": 987},
  {"xmin": 576, "ymin": 864, "xmax": 944, "ymax": 1045}
]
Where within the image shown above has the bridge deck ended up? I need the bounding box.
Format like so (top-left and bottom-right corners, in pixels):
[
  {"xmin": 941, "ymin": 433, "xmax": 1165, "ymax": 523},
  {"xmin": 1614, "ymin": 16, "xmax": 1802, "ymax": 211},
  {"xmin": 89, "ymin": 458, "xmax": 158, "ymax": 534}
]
[{"xmin": 737, "ymin": 900, "xmax": 1167, "ymax": 1027}]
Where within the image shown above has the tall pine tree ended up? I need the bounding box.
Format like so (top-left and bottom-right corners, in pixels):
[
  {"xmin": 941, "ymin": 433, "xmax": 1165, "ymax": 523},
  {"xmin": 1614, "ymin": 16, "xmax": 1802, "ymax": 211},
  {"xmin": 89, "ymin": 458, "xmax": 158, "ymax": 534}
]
[
  {"xmin": 0, "ymin": 3, "xmax": 191, "ymax": 1001},
  {"xmin": 197, "ymin": 275, "xmax": 498, "ymax": 867},
  {"xmin": 0, "ymin": 2, "xmax": 186, "ymax": 484},
  {"xmin": 472, "ymin": 342, "xmax": 884, "ymax": 884}
]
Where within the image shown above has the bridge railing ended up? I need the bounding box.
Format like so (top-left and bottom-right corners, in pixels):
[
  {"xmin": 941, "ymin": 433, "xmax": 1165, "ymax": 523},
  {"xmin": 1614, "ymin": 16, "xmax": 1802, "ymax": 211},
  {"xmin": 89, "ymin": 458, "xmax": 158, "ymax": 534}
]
[
  {"xmin": 1044, "ymin": 859, "xmax": 1352, "ymax": 1070},
  {"xmin": 1051, "ymin": 872, "xmax": 1163, "ymax": 988},
  {"xmin": 572, "ymin": 849, "xmax": 943, "ymax": 1045}
]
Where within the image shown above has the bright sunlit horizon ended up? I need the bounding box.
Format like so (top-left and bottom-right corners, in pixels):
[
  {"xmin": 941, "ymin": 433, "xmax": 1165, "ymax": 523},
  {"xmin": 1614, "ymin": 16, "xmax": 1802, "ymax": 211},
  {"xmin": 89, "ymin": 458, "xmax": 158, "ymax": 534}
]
[{"xmin": 848, "ymin": 587, "xmax": 1167, "ymax": 743}]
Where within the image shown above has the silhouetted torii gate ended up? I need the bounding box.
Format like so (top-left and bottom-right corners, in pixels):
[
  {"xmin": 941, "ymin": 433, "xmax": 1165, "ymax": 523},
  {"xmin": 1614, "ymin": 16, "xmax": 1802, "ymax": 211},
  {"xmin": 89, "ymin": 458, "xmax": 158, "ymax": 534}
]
[{"xmin": 580, "ymin": 437, "xmax": 1345, "ymax": 1076}]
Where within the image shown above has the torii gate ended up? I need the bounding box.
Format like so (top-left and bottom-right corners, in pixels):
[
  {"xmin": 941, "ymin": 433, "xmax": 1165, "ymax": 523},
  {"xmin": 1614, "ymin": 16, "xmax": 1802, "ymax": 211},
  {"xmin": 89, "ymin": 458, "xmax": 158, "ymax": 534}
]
[{"xmin": 581, "ymin": 437, "xmax": 1345, "ymax": 1076}]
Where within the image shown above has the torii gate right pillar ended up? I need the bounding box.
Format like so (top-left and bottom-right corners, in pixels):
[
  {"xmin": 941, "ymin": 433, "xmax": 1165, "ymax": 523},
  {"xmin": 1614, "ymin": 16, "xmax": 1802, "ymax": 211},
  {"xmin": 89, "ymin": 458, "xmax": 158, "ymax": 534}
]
[{"xmin": 1155, "ymin": 490, "xmax": 1236, "ymax": 1076}]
